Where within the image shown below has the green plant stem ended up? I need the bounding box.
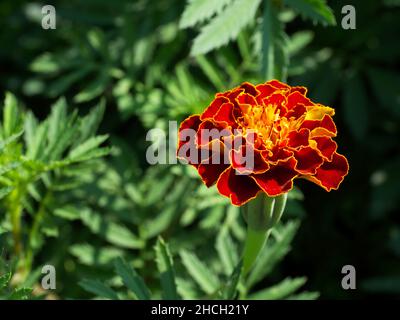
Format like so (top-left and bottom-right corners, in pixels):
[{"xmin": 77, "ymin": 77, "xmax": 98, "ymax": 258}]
[
  {"xmin": 25, "ymin": 191, "xmax": 52, "ymax": 275},
  {"xmin": 8, "ymin": 187, "xmax": 23, "ymax": 257},
  {"xmin": 242, "ymin": 228, "xmax": 271, "ymax": 276},
  {"xmin": 261, "ymin": 0, "xmax": 273, "ymax": 80},
  {"xmin": 239, "ymin": 193, "xmax": 288, "ymax": 298}
]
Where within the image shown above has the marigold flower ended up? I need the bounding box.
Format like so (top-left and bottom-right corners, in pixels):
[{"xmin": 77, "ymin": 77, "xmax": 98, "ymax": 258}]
[{"xmin": 177, "ymin": 80, "xmax": 349, "ymax": 206}]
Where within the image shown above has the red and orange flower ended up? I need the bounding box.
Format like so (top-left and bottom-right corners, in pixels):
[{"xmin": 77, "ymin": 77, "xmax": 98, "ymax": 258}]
[{"xmin": 177, "ymin": 80, "xmax": 349, "ymax": 206}]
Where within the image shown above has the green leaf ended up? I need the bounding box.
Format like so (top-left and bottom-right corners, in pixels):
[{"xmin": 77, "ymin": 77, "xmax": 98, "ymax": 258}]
[
  {"xmin": 191, "ymin": 0, "xmax": 262, "ymax": 56},
  {"xmin": 8, "ymin": 287, "xmax": 32, "ymax": 300},
  {"xmin": 249, "ymin": 277, "xmax": 307, "ymax": 299},
  {"xmin": 54, "ymin": 206, "xmax": 81, "ymax": 221},
  {"xmin": 79, "ymin": 279, "xmax": 119, "ymax": 300},
  {"xmin": 155, "ymin": 237, "xmax": 179, "ymax": 300},
  {"xmin": 286, "ymin": 291, "xmax": 320, "ymax": 300},
  {"xmin": 180, "ymin": 0, "xmax": 233, "ymax": 28},
  {"xmin": 342, "ymin": 74, "xmax": 368, "ymax": 140},
  {"xmin": 180, "ymin": 250, "xmax": 220, "ymax": 294},
  {"xmin": 30, "ymin": 53, "xmax": 60, "ymax": 73},
  {"xmin": 216, "ymin": 228, "xmax": 238, "ymax": 276},
  {"xmin": 114, "ymin": 257, "xmax": 151, "ymax": 300},
  {"xmin": 80, "ymin": 209, "xmax": 145, "ymax": 249},
  {"xmin": 70, "ymin": 244, "xmax": 123, "ymax": 266},
  {"xmin": 195, "ymin": 56, "xmax": 226, "ymax": 90},
  {"xmin": 73, "ymin": 71, "xmax": 110, "ymax": 103},
  {"xmin": 75, "ymin": 100, "xmax": 106, "ymax": 146},
  {"xmin": 2, "ymin": 92, "xmax": 21, "ymax": 138},
  {"xmin": 0, "ymin": 187, "xmax": 13, "ymax": 200},
  {"xmin": 284, "ymin": 0, "xmax": 336, "ymax": 26},
  {"xmin": 247, "ymin": 220, "xmax": 300, "ymax": 287},
  {"xmin": 0, "ymin": 131, "xmax": 23, "ymax": 151},
  {"xmin": 68, "ymin": 135, "xmax": 109, "ymax": 161},
  {"xmin": 0, "ymin": 272, "xmax": 11, "ymax": 289}
]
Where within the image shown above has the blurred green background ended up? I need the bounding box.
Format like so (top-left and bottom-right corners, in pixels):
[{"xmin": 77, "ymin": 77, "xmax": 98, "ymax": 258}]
[{"xmin": 0, "ymin": 0, "xmax": 399, "ymax": 299}]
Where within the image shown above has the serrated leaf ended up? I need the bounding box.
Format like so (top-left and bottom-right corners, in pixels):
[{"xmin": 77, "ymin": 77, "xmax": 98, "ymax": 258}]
[
  {"xmin": 79, "ymin": 279, "xmax": 119, "ymax": 300},
  {"xmin": 284, "ymin": 0, "xmax": 336, "ymax": 26},
  {"xmin": 249, "ymin": 277, "xmax": 307, "ymax": 299},
  {"xmin": 180, "ymin": 250, "xmax": 220, "ymax": 294},
  {"xmin": 191, "ymin": 0, "xmax": 261, "ymax": 56},
  {"xmin": 180, "ymin": 0, "xmax": 233, "ymax": 29},
  {"xmin": 155, "ymin": 237, "xmax": 179, "ymax": 300},
  {"xmin": 114, "ymin": 257, "xmax": 151, "ymax": 300}
]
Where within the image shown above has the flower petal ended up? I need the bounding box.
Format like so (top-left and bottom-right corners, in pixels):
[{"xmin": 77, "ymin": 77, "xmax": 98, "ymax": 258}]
[
  {"xmin": 313, "ymin": 136, "xmax": 337, "ymax": 161},
  {"xmin": 267, "ymin": 79, "xmax": 290, "ymax": 90},
  {"xmin": 305, "ymin": 152, "xmax": 349, "ymax": 191},
  {"xmin": 217, "ymin": 167, "xmax": 261, "ymax": 206},
  {"xmin": 293, "ymin": 146, "xmax": 324, "ymax": 174},
  {"xmin": 287, "ymin": 128, "xmax": 310, "ymax": 149},
  {"xmin": 198, "ymin": 157, "xmax": 230, "ymax": 187},
  {"xmin": 286, "ymin": 91, "xmax": 314, "ymax": 110},
  {"xmin": 201, "ymin": 97, "xmax": 228, "ymax": 120},
  {"xmin": 301, "ymin": 114, "xmax": 337, "ymax": 137},
  {"xmin": 213, "ymin": 102, "xmax": 237, "ymax": 127},
  {"xmin": 251, "ymin": 157, "xmax": 298, "ymax": 196},
  {"xmin": 230, "ymin": 142, "xmax": 270, "ymax": 174}
]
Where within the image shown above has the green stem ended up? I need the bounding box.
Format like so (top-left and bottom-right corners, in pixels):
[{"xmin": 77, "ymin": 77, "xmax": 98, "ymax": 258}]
[
  {"xmin": 261, "ymin": 0, "xmax": 273, "ymax": 80},
  {"xmin": 239, "ymin": 193, "xmax": 288, "ymax": 298},
  {"xmin": 25, "ymin": 191, "xmax": 51, "ymax": 274},
  {"xmin": 242, "ymin": 228, "xmax": 271, "ymax": 276},
  {"xmin": 8, "ymin": 187, "xmax": 23, "ymax": 257}
]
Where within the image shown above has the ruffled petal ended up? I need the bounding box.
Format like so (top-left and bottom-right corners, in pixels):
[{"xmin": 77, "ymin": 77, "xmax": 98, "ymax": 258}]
[
  {"xmin": 201, "ymin": 97, "xmax": 228, "ymax": 120},
  {"xmin": 267, "ymin": 79, "xmax": 290, "ymax": 90},
  {"xmin": 293, "ymin": 146, "xmax": 324, "ymax": 174},
  {"xmin": 313, "ymin": 136, "xmax": 337, "ymax": 161},
  {"xmin": 230, "ymin": 142, "xmax": 270, "ymax": 174},
  {"xmin": 300, "ymin": 114, "xmax": 337, "ymax": 137},
  {"xmin": 217, "ymin": 167, "xmax": 261, "ymax": 206},
  {"xmin": 213, "ymin": 102, "xmax": 237, "ymax": 127},
  {"xmin": 196, "ymin": 120, "xmax": 230, "ymax": 147},
  {"xmin": 198, "ymin": 155, "xmax": 230, "ymax": 187},
  {"xmin": 251, "ymin": 157, "xmax": 298, "ymax": 196},
  {"xmin": 287, "ymin": 128, "xmax": 310, "ymax": 149},
  {"xmin": 305, "ymin": 152, "xmax": 349, "ymax": 191},
  {"xmin": 286, "ymin": 91, "xmax": 314, "ymax": 110}
]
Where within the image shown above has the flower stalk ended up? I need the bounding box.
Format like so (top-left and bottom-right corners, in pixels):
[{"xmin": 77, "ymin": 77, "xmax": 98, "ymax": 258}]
[{"xmin": 241, "ymin": 193, "xmax": 288, "ymax": 276}]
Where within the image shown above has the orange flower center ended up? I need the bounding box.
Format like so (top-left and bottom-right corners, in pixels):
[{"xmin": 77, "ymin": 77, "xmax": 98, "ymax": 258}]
[{"xmin": 239, "ymin": 103, "xmax": 302, "ymax": 149}]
